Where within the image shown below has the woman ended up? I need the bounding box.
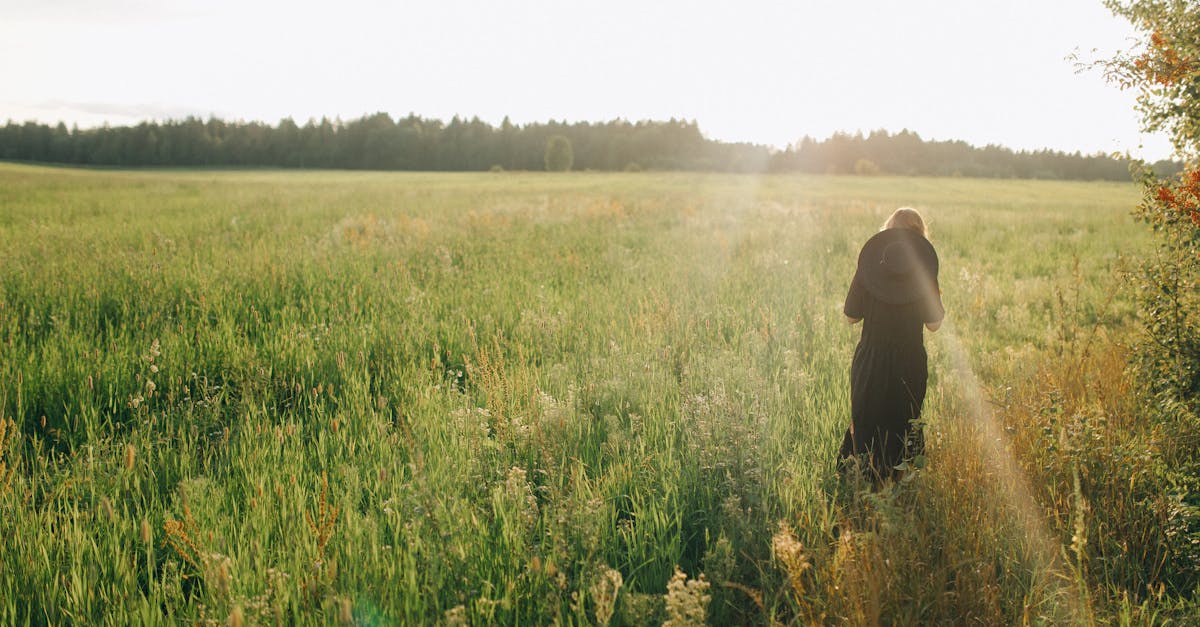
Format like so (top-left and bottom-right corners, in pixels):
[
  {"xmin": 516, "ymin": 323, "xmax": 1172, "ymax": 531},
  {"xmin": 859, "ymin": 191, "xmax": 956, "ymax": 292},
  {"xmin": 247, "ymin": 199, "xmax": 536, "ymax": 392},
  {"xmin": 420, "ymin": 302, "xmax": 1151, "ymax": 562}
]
[{"xmin": 840, "ymin": 207, "xmax": 944, "ymax": 482}]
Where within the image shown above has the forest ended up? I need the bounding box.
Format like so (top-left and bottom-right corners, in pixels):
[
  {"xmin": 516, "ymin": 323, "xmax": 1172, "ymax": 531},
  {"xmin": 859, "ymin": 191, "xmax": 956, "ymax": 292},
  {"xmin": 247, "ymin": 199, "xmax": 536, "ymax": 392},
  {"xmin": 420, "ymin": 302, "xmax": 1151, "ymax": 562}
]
[{"xmin": 0, "ymin": 114, "xmax": 1173, "ymax": 180}]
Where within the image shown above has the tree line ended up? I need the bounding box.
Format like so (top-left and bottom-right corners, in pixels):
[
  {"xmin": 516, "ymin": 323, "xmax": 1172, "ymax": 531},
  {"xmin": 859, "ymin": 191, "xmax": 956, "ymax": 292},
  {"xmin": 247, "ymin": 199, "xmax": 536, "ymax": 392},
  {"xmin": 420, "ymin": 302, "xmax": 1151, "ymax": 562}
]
[{"xmin": 0, "ymin": 114, "xmax": 1174, "ymax": 180}]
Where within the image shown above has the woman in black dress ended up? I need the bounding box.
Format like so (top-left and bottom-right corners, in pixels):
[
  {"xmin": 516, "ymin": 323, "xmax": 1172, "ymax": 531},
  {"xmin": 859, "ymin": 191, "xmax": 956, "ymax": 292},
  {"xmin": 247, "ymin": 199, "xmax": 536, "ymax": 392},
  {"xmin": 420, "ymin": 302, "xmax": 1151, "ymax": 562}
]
[{"xmin": 839, "ymin": 207, "xmax": 944, "ymax": 482}]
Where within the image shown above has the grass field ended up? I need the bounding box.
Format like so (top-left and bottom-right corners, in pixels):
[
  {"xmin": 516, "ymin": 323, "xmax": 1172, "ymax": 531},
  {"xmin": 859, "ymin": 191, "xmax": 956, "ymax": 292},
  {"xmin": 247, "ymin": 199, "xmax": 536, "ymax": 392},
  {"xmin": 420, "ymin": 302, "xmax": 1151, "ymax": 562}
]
[{"xmin": 1, "ymin": 162, "xmax": 1193, "ymax": 624}]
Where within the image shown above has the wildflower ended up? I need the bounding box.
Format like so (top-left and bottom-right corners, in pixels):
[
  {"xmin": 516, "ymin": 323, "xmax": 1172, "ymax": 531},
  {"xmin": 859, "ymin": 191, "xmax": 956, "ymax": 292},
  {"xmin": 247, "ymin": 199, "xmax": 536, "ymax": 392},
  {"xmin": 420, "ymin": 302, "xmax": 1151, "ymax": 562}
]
[
  {"xmin": 443, "ymin": 605, "xmax": 468, "ymax": 626},
  {"xmin": 662, "ymin": 567, "xmax": 710, "ymax": 627},
  {"xmin": 591, "ymin": 566, "xmax": 623, "ymax": 626}
]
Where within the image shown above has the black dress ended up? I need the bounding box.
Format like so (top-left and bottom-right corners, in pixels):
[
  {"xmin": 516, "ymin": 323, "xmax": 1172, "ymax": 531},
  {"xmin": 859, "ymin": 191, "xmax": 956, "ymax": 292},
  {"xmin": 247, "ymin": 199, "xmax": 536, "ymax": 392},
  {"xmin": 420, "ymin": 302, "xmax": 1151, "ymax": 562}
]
[{"xmin": 839, "ymin": 268, "xmax": 944, "ymax": 477}]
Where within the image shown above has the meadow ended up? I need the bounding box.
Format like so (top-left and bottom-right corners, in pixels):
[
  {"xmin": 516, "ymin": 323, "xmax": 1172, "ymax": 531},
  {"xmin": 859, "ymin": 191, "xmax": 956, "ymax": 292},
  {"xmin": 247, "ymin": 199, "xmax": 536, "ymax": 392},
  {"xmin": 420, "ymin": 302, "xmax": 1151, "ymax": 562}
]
[{"xmin": 0, "ymin": 162, "xmax": 1192, "ymax": 624}]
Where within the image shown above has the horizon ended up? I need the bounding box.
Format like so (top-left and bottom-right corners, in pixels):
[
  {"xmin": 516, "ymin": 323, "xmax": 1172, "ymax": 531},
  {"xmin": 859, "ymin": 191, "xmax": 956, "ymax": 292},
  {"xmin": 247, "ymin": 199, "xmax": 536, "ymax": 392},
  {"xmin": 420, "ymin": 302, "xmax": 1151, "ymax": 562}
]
[{"xmin": 2, "ymin": 112, "xmax": 1172, "ymax": 162}]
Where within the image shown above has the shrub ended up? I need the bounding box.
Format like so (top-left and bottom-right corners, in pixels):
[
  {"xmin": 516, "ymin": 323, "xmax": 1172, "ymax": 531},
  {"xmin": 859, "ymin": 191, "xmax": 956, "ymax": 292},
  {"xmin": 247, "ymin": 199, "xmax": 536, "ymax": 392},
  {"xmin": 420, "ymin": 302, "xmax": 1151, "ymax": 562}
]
[
  {"xmin": 1102, "ymin": 0, "xmax": 1200, "ymax": 413},
  {"xmin": 1102, "ymin": 0, "xmax": 1200, "ymax": 594}
]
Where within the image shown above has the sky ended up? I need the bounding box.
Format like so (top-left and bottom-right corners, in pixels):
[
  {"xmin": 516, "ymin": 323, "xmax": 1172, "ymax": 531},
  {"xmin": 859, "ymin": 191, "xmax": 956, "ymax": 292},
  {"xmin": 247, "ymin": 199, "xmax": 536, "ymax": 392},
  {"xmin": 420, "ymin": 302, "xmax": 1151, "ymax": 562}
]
[{"xmin": 0, "ymin": 0, "xmax": 1175, "ymax": 160}]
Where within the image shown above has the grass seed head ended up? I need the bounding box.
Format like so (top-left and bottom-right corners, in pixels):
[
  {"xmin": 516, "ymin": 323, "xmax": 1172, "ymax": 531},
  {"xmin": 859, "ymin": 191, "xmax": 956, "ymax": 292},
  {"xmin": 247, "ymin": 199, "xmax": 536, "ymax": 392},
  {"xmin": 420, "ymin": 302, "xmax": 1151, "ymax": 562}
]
[
  {"xmin": 228, "ymin": 605, "xmax": 244, "ymax": 627},
  {"xmin": 591, "ymin": 566, "xmax": 623, "ymax": 626},
  {"xmin": 212, "ymin": 556, "xmax": 232, "ymax": 597},
  {"xmin": 772, "ymin": 522, "xmax": 811, "ymax": 598}
]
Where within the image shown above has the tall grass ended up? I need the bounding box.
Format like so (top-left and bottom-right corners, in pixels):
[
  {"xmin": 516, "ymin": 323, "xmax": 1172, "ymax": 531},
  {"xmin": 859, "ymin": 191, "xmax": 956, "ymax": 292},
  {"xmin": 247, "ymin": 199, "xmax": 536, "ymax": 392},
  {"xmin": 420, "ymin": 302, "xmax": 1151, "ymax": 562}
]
[{"xmin": 0, "ymin": 162, "xmax": 1189, "ymax": 624}]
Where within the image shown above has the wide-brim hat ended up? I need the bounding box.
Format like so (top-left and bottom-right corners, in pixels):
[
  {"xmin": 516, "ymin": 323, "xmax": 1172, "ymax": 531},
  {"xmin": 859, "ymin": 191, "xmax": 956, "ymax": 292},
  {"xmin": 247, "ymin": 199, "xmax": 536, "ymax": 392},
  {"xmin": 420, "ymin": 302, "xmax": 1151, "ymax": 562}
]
[{"xmin": 855, "ymin": 228, "xmax": 939, "ymax": 305}]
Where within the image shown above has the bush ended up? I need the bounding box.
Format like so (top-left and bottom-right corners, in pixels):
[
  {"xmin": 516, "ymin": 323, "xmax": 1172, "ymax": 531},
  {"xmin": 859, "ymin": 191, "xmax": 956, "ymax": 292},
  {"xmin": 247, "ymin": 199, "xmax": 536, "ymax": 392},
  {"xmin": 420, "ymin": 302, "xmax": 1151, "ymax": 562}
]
[
  {"xmin": 1102, "ymin": 0, "xmax": 1200, "ymax": 595},
  {"xmin": 1103, "ymin": 0, "xmax": 1200, "ymax": 414}
]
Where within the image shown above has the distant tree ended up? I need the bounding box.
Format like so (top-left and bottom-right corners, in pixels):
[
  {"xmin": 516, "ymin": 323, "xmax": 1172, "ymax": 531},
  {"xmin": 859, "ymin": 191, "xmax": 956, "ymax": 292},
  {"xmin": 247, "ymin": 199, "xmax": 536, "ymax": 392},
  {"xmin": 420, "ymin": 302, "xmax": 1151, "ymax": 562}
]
[
  {"xmin": 544, "ymin": 134, "xmax": 573, "ymax": 172},
  {"xmin": 0, "ymin": 114, "xmax": 1161, "ymax": 179},
  {"xmin": 274, "ymin": 117, "xmax": 300, "ymax": 166},
  {"xmin": 360, "ymin": 112, "xmax": 399, "ymax": 169},
  {"xmin": 853, "ymin": 158, "xmax": 881, "ymax": 176},
  {"xmin": 50, "ymin": 122, "xmax": 73, "ymax": 163}
]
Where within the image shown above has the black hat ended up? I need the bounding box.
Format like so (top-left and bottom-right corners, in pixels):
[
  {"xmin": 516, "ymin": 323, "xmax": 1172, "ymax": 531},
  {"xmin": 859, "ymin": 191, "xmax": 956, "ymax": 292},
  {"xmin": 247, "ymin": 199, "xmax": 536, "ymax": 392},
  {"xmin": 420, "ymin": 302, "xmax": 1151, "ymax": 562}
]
[{"xmin": 855, "ymin": 228, "xmax": 939, "ymax": 305}]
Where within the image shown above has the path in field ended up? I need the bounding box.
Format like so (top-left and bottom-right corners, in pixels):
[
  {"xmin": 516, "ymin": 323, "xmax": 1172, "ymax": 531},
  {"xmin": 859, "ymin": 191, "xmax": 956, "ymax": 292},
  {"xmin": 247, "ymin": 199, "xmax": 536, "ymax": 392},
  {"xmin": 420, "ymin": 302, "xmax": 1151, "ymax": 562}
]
[{"xmin": 935, "ymin": 323, "xmax": 1092, "ymax": 622}]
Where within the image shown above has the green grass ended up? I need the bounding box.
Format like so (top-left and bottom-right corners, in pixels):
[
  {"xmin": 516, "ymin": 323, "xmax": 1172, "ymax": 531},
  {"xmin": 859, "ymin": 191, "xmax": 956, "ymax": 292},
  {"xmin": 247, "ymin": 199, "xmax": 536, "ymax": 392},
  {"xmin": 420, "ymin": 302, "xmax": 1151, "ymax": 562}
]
[{"xmin": 0, "ymin": 162, "xmax": 1189, "ymax": 624}]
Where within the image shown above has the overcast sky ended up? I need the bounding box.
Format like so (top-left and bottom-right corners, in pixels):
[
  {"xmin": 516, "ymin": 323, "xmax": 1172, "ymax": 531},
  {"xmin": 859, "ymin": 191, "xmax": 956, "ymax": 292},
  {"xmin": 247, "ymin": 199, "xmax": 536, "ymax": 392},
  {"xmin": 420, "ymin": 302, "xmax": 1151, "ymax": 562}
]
[{"xmin": 0, "ymin": 0, "xmax": 1174, "ymax": 160}]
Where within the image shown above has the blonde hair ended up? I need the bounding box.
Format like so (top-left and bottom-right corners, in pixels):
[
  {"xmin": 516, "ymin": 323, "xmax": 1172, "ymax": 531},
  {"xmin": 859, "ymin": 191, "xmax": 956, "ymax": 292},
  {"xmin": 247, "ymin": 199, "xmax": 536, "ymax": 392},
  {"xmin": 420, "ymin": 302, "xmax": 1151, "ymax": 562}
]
[{"xmin": 882, "ymin": 207, "xmax": 928, "ymax": 238}]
